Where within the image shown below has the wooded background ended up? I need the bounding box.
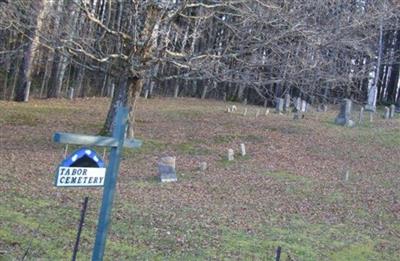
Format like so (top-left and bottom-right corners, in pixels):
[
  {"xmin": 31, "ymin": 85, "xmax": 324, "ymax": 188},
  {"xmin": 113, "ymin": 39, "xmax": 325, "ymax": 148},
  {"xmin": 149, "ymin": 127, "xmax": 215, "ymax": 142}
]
[{"xmin": 0, "ymin": 0, "xmax": 399, "ymax": 132}]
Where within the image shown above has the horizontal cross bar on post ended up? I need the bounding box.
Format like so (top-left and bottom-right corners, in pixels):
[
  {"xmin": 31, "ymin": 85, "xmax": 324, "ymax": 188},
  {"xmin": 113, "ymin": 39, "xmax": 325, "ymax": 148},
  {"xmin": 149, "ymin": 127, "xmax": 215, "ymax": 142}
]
[{"xmin": 53, "ymin": 132, "xmax": 142, "ymax": 149}]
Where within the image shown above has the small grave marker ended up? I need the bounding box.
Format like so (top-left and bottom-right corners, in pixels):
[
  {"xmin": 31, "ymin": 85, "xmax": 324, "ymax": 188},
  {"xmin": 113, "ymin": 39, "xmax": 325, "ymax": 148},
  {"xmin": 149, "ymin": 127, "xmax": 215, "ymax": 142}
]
[
  {"xmin": 383, "ymin": 107, "xmax": 390, "ymax": 119},
  {"xmin": 69, "ymin": 88, "xmax": 75, "ymax": 100},
  {"xmin": 158, "ymin": 156, "xmax": 177, "ymax": 182},
  {"xmin": 240, "ymin": 143, "xmax": 246, "ymax": 156},
  {"xmin": 301, "ymin": 100, "xmax": 307, "ymax": 112},
  {"xmin": 359, "ymin": 107, "xmax": 364, "ymax": 124},
  {"xmin": 335, "ymin": 99, "xmax": 354, "ymax": 127},
  {"xmin": 275, "ymin": 98, "xmax": 284, "ymax": 113},
  {"xmin": 284, "ymin": 94, "xmax": 291, "ymax": 112},
  {"xmin": 228, "ymin": 149, "xmax": 234, "ymax": 161},
  {"xmin": 295, "ymin": 97, "xmax": 301, "ymax": 112},
  {"xmin": 344, "ymin": 170, "xmax": 350, "ymax": 182},
  {"xmin": 390, "ymin": 104, "xmax": 395, "ymax": 118},
  {"xmin": 199, "ymin": 162, "xmax": 207, "ymax": 171}
]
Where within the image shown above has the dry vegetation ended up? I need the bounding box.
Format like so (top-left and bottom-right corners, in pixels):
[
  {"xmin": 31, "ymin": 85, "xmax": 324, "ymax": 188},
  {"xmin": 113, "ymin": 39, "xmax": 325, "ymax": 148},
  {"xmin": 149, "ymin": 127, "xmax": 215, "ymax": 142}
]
[{"xmin": 0, "ymin": 97, "xmax": 399, "ymax": 260}]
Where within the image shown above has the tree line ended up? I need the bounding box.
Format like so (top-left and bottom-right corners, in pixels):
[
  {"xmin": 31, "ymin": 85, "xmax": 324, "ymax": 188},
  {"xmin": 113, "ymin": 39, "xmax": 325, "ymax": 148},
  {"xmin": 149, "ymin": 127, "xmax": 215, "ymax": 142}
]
[{"xmin": 0, "ymin": 0, "xmax": 399, "ymax": 135}]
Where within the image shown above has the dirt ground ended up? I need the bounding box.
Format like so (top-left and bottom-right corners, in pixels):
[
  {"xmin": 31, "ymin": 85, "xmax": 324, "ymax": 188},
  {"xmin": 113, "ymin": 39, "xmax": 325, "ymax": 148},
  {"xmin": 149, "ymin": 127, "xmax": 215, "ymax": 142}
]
[{"xmin": 0, "ymin": 97, "xmax": 399, "ymax": 260}]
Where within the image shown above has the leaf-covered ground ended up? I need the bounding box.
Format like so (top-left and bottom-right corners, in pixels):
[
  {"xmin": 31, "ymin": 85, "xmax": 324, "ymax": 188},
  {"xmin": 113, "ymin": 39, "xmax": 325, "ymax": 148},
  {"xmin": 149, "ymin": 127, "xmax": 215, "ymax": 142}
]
[{"xmin": 0, "ymin": 97, "xmax": 399, "ymax": 260}]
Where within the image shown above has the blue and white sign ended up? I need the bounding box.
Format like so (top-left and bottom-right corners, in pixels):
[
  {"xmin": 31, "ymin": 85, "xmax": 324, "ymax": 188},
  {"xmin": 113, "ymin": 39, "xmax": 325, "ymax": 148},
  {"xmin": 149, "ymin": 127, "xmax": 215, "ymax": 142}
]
[{"xmin": 55, "ymin": 147, "xmax": 106, "ymax": 187}]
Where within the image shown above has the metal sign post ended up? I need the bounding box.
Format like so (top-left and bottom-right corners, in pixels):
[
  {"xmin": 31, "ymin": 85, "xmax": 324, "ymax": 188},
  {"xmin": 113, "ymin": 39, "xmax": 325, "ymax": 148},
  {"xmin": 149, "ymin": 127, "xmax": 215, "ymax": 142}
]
[
  {"xmin": 91, "ymin": 106, "xmax": 128, "ymax": 261},
  {"xmin": 53, "ymin": 105, "xmax": 141, "ymax": 261}
]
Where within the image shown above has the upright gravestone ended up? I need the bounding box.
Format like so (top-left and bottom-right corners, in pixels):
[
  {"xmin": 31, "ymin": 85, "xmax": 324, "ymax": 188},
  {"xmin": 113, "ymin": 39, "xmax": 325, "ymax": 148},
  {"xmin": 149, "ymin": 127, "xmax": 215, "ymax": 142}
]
[
  {"xmin": 359, "ymin": 107, "xmax": 364, "ymax": 124},
  {"xmin": 243, "ymin": 108, "xmax": 248, "ymax": 116},
  {"xmin": 158, "ymin": 156, "xmax": 177, "ymax": 182},
  {"xmin": 69, "ymin": 88, "xmax": 75, "ymax": 100},
  {"xmin": 275, "ymin": 98, "xmax": 284, "ymax": 113},
  {"xmin": 240, "ymin": 143, "xmax": 246, "ymax": 156},
  {"xmin": 228, "ymin": 149, "xmax": 234, "ymax": 161},
  {"xmin": 243, "ymin": 98, "xmax": 248, "ymax": 105},
  {"xmin": 301, "ymin": 100, "xmax": 307, "ymax": 113},
  {"xmin": 335, "ymin": 99, "xmax": 354, "ymax": 127},
  {"xmin": 383, "ymin": 107, "xmax": 390, "ymax": 119},
  {"xmin": 390, "ymin": 105, "xmax": 396, "ymax": 118},
  {"xmin": 284, "ymin": 94, "xmax": 291, "ymax": 112},
  {"xmin": 294, "ymin": 97, "xmax": 301, "ymax": 112}
]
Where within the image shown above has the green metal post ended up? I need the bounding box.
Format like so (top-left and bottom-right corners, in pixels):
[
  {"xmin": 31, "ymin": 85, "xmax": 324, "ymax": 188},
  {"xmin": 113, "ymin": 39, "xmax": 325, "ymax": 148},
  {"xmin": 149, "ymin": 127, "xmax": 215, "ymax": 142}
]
[{"xmin": 92, "ymin": 105, "xmax": 129, "ymax": 261}]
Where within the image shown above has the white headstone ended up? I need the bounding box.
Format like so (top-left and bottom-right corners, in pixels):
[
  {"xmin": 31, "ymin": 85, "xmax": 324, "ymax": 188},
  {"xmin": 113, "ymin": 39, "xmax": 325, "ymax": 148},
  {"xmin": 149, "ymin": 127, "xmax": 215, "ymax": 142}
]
[
  {"xmin": 301, "ymin": 100, "xmax": 307, "ymax": 112},
  {"xmin": 390, "ymin": 105, "xmax": 395, "ymax": 118},
  {"xmin": 199, "ymin": 162, "xmax": 207, "ymax": 171},
  {"xmin": 243, "ymin": 108, "xmax": 248, "ymax": 116},
  {"xmin": 228, "ymin": 149, "xmax": 234, "ymax": 161},
  {"xmin": 265, "ymin": 109, "xmax": 270, "ymax": 116},
  {"xmin": 284, "ymin": 94, "xmax": 291, "ymax": 112},
  {"xmin": 383, "ymin": 107, "xmax": 390, "ymax": 119},
  {"xmin": 359, "ymin": 107, "xmax": 364, "ymax": 124},
  {"xmin": 69, "ymin": 88, "xmax": 74, "ymax": 100},
  {"xmin": 295, "ymin": 97, "xmax": 301, "ymax": 112},
  {"xmin": 240, "ymin": 143, "xmax": 246, "ymax": 156}
]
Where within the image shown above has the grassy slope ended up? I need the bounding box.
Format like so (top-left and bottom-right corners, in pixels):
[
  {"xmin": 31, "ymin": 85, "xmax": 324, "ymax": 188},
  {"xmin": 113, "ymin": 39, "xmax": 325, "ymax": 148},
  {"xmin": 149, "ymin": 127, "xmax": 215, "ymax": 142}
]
[{"xmin": 0, "ymin": 98, "xmax": 399, "ymax": 260}]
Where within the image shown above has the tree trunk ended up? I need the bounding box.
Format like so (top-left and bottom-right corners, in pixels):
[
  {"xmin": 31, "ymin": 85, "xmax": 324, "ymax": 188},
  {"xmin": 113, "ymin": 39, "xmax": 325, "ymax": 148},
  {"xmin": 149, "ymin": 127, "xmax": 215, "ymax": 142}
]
[
  {"xmin": 102, "ymin": 4, "xmax": 162, "ymax": 138},
  {"xmin": 386, "ymin": 31, "xmax": 400, "ymax": 103},
  {"xmin": 367, "ymin": 10, "xmax": 384, "ymax": 110},
  {"xmin": 2, "ymin": 55, "xmax": 10, "ymax": 100},
  {"xmin": 101, "ymin": 77, "xmax": 128, "ymax": 135},
  {"xmin": 14, "ymin": 0, "xmax": 47, "ymax": 102}
]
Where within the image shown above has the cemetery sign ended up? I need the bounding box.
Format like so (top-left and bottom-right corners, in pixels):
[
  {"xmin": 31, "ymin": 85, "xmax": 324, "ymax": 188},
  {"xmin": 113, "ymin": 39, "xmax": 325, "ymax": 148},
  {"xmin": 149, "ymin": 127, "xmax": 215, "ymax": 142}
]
[{"xmin": 55, "ymin": 147, "xmax": 106, "ymax": 187}]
